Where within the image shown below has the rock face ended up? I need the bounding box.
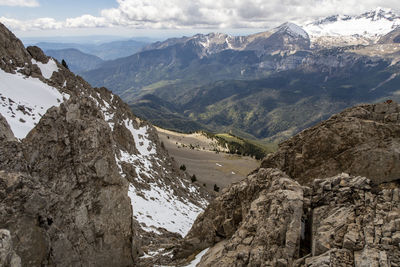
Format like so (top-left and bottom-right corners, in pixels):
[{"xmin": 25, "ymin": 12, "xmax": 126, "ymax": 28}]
[
  {"xmin": 177, "ymin": 168, "xmax": 304, "ymax": 266},
  {"xmin": 0, "ymin": 97, "xmax": 135, "ymax": 266},
  {"xmin": 0, "ymin": 22, "xmax": 209, "ymax": 266},
  {"xmin": 0, "ymin": 114, "xmax": 16, "ymax": 142},
  {"xmin": 174, "ymin": 169, "xmax": 400, "ymax": 266},
  {"xmin": 262, "ymin": 101, "xmax": 400, "ymax": 185},
  {"xmin": 0, "ymin": 23, "xmax": 31, "ymax": 73},
  {"xmin": 0, "ymin": 229, "xmax": 21, "ymax": 267},
  {"xmin": 304, "ymin": 173, "xmax": 400, "ymax": 266},
  {"xmin": 378, "ymin": 27, "xmax": 400, "ymax": 44}
]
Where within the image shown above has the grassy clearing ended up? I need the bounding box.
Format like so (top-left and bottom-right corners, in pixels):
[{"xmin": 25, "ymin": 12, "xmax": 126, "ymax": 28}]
[{"xmin": 212, "ymin": 132, "xmax": 277, "ymax": 160}]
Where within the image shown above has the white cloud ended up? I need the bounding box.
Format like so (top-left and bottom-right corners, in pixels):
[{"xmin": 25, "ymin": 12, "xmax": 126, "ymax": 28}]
[
  {"xmin": 0, "ymin": 0, "xmax": 39, "ymax": 7},
  {"xmin": 0, "ymin": 17, "xmax": 62, "ymax": 30},
  {"xmin": 1, "ymin": 0, "xmax": 400, "ymax": 31},
  {"xmin": 65, "ymin": 15, "xmax": 108, "ymax": 28}
]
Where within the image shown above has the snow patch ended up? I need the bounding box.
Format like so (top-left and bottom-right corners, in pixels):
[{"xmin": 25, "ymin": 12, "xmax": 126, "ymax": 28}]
[
  {"xmin": 88, "ymin": 94, "xmax": 115, "ymax": 130},
  {"xmin": 116, "ymin": 144, "xmax": 206, "ymax": 236},
  {"xmin": 124, "ymin": 119, "xmax": 156, "ymax": 156},
  {"xmin": 225, "ymin": 37, "xmax": 233, "ymax": 49},
  {"xmin": 128, "ymin": 183, "xmax": 203, "ymax": 236},
  {"xmin": 0, "ymin": 69, "xmax": 69, "ymax": 139},
  {"xmin": 182, "ymin": 248, "xmax": 209, "ymax": 267},
  {"xmin": 32, "ymin": 58, "xmax": 59, "ymax": 79}
]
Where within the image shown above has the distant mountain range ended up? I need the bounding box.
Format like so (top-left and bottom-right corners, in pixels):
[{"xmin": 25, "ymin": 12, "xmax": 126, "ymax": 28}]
[
  {"xmin": 45, "ymin": 48, "xmax": 104, "ymax": 72},
  {"xmin": 76, "ymin": 9, "xmax": 400, "ymax": 142},
  {"xmin": 36, "ymin": 39, "xmax": 149, "ymax": 60}
]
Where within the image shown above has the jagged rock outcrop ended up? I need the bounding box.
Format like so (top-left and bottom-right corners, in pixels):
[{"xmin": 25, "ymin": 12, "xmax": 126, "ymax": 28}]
[
  {"xmin": 173, "ymin": 168, "xmax": 305, "ymax": 266},
  {"xmin": 26, "ymin": 46, "xmax": 49, "ymax": 63},
  {"xmin": 173, "ymin": 169, "xmax": 400, "ymax": 266},
  {"xmin": 0, "ymin": 114, "xmax": 15, "ymax": 142},
  {"xmin": 0, "ymin": 97, "xmax": 135, "ymax": 266},
  {"xmin": 262, "ymin": 101, "xmax": 400, "ymax": 185},
  {"xmin": 0, "ymin": 22, "xmax": 210, "ymax": 266},
  {"xmin": 0, "ymin": 23, "xmax": 31, "ymax": 73}
]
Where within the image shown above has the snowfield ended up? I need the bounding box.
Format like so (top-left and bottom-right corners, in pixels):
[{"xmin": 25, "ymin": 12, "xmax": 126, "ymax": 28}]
[
  {"xmin": 115, "ymin": 119, "xmax": 206, "ymax": 237},
  {"xmin": 0, "ymin": 69, "xmax": 69, "ymax": 139},
  {"xmin": 32, "ymin": 58, "xmax": 59, "ymax": 79},
  {"xmin": 128, "ymin": 183, "xmax": 204, "ymax": 236},
  {"xmin": 304, "ymin": 8, "xmax": 400, "ymax": 38}
]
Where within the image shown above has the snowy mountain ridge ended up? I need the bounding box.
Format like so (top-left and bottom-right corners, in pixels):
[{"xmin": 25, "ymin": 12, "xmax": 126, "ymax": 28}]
[
  {"xmin": 142, "ymin": 8, "xmax": 400, "ymax": 57},
  {"xmin": 304, "ymin": 7, "xmax": 400, "ymax": 39},
  {"xmin": 144, "ymin": 22, "xmax": 310, "ymax": 58}
]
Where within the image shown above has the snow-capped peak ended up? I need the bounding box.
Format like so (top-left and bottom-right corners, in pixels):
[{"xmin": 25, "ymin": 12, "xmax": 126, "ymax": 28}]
[
  {"xmin": 303, "ymin": 8, "xmax": 400, "ymax": 38},
  {"xmin": 357, "ymin": 7, "xmax": 398, "ymax": 21},
  {"xmin": 277, "ymin": 22, "xmax": 309, "ymax": 39}
]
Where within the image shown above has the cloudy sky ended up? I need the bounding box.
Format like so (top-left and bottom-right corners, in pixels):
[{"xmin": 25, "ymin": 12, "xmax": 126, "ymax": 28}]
[{"xmin": 1, "ymin": 0, "xmax": 399, "ymax": 39}]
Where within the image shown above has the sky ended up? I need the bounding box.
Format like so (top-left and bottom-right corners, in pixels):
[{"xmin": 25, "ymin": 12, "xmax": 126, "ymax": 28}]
[{"xmin": 0, "ymin": 0, "xmax": 399, "ymax": 41}]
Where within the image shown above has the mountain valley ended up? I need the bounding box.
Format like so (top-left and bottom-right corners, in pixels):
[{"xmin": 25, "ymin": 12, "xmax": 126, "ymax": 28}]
[
  {"xmin": 77, "ymin": 8, "xmax": 400, "ymax": 142},
  {"xmin": 0, "ymin": 5, "xmax": 400, "ymax": 267}
]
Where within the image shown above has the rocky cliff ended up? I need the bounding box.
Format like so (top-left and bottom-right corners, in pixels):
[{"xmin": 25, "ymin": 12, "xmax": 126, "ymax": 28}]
[
  {"xmin": 262, "ymin": 101, "xmax": 400, "ymax": 185},
  {"xmin": 0, "ymin": 22, "xmax": 209, "ymax": 266},
  {"xmin": 171, "ymin": 101, "xmax": 400, "ymax": 266}
]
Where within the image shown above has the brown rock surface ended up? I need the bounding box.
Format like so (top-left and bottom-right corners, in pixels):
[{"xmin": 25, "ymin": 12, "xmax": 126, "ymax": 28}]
[
  {"xmin": 173, "ymin": 170, "xmax": 400, "ymax": 266},
  {"xmin": 0, "ymin": 23, "xmax": 31, "ymax": 73},
  {"xmin": 262, "ymin": 101, "xmax": 400, "ymax": 185},
  {"xmin": 26, "ymin": 46, "xmax": 49, "ymax": 63},
  {"xmin": 0, "ymin": 97, "xmax": 135, "ymax": 266},
  {"xmin": 0, "ymin": 114, "xmax": 16, "ymax": 142},
  {"xmin": 173, "ymin": 168, "xmax": 305, "ymax": 266}
]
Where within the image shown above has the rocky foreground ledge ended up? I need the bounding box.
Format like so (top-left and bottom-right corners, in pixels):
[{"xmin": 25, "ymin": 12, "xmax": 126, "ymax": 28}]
[{"xmin": 173, "ymin": 168, "xmax": 400, "ymax": 266}]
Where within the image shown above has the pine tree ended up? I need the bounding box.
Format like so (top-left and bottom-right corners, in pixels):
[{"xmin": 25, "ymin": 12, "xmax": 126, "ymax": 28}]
[
  {"xmin": 213, "ymin": 184, "xmax": 220, "ymax": 192},
  {"xmin": 61, "ymin": 59, "xmax": 69, "ymax": 70}
]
